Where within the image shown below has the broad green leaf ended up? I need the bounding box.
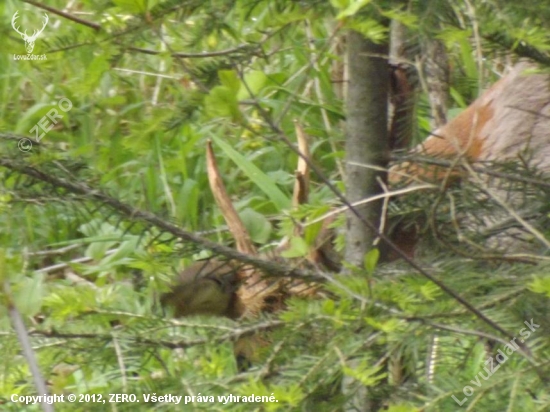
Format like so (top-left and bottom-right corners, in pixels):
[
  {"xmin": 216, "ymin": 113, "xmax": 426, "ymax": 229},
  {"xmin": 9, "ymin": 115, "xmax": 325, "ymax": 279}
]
[
  {"xmin": 177, "ymin": 179, "xmax": 199, "ymax": 226},
  {"xmin": 528, "ymin": 275, "xmax": 550, "ymax": 297},
  {"xmin": 280, "ymin": 236, "xmax": 309, "ymax": 258},
  {"xmin": 218, "ymin": 70, "xmax": 240, "ymax": 92},
  {"xmin": 449, "ymin": 87, "xmax": 468, "ymax": 108},
  {"xmin": 303, "ymin": 205, "xmax": 331, "ymax": 245},
  {"xmin": 204, "ymin": 86, "xmax": 241, "ymax": 121},
  {"xmin": 13, "ymin": 274, "xmax": 45, "ymax": 316},
  {"xmin": 457, "ymin": 37, "xmax": 478, "ymax": 82},
  {"xmin": 465, "ymin": 341, "xmax": 487, "ymax": 377},
  {"xmin": 322, "ymin": 298, "xmax": 336, "ymax": 314},
  {"xmin": 101, "ymin": 236, "xmax": 139, "ymax": 265},
  {"xmin": 204, "ymin": 71, "xmax": 242, "ymax": 120},
  {"xmin": 79, "ymin": 55, "xmax": 110, "ymax": 94},
  {"xmin": 364, "ymin": 248, "xmax": 379, "ymax": 274},
  {"xmin": 15, "ymin": 103, "xmax": 56, "ymax": 134},
  {"xmin": 239, "ymin": 208, "xmax": 272, "ymax": 244},
  {"xmin": 238, "ymin": 70, "xmax": 268, "ymax": 100},
  {"xmin": 211, "ymin": 136, "xmax": 291, "ymax": 210}
]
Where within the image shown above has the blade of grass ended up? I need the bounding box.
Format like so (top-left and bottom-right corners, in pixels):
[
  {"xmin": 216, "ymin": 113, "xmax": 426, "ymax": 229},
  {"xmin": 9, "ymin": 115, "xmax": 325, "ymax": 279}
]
[{"xmin": 211, "ymin": 136, "xmax": 291, "ymax": 211}]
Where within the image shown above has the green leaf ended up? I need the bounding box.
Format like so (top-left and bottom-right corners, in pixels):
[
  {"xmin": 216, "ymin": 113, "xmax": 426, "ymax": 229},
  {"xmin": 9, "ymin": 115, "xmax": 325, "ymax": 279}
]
[
  {"xmin": 0, "ymin": 249, "xmax": 4, "ymax": 284},
  {"xmin": 79, "ymin": 55, "xmax": 110, "ymax": 94},
  {"xmin": 457, "ymin": 37, "xmax": 478, "ymax": 81},
  {"xmin": 15, "ymin": 103, "xmax": 52, "ymax": 134},
  {"xmin": 303, "ymin": 205, "xmax": 331, "ymax": 245},
  {"xmin": 342, "ymin": 361, "xmax": 386, "ymax": 387},
  {"xmin": 336, "ymin": 0, "xmax": 373, "ymax": 19},
  {"xmin": 365, "ymin": 318, "xmax": 402, "ymax": 333},
  {"xmin": 177, "ymin": 179, "xmax": 199, "ymax": 226},
  {"xmin": 346, "ymin": 19, "xmax": 389, "ymax": 43},
  {"xmin": 381, "ymin": 10, "xmax": 418, "ymax": 28},
  {"xmin": 239, "ymin": 208, "xmax": 272, "ymax": 243},
  {"xmin": 280, "ymin": 236, "xmax": 309, "ymax": 258},
  {"xmin": 322, "ymin": 299, "xmax": 336, "ymax": 315},
  {"xmin": 419, "ymin": 282, "xmax": 440, "ymax": 300},
  {"xmin": 218, "ymin": 70, "xmax": 240, "ymax": 92},
  {"xmin": 364, "ymin": 248, "xmax": 379, "ymax": 274},
  {"xmin": 101, "ymin": 236, "xmax": 139, "ymax": 265},
  {"xmin": 79, "ymin": 221, "xmax": 121, "ymax": 260},
  {"xmin": 330, "ymin": 0, "xmax": 349, "ymax": 9},
  {"xmin": 449, "ymin": 87, "xmax": 468, "ymax": 108},
  {"xmin": 204, "ymin": 86, "xmax": 241, "ymax": 121},
  {"xmin": 528, "ymin": 275, "xmax": 550, "ymax": 297},
  {"xmin": 465, "ymin": 341, "xmax": 487, "ymax": 377},
  {"xmin": 238, "ymin": 71, "xmax": 268, "ymax": 100},
  {"xmin": 14, "ymin": 274, "xmax": 45, "ymax": 316},
  {"xmin": 211, "ymin": 136, "xmax": 291, "ymax": 210}
]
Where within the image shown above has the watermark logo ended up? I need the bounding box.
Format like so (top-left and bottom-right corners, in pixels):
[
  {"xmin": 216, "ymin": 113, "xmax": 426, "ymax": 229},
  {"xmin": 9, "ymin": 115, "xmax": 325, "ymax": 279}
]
[
  {"xmin": 451, "ymin": 318, "xmax": 540, "ymax": 406},
  {"xmin": 12, "ymin": 10, "xmax": 48, "ymax": 59},
  {"xmin": 18, "ymin": 98, "xmax": 73, "ymax": 152}
]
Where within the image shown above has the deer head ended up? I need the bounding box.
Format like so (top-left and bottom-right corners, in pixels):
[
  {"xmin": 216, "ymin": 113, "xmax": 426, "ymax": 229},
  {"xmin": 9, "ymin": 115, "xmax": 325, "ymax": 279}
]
[{"xmin": 12, "ymin": 11, "xmax": 49, "ymax": 54}]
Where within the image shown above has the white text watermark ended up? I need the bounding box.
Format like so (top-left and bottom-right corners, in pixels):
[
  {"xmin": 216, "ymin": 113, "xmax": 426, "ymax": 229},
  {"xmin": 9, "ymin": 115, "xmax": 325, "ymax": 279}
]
[
  {"xmin": 19, "ymin": 97, "xmax": 73, "ymax": 152},
  {"xmin": 452, "ymin": 319, "xmax": 540, "ymax": 406}
]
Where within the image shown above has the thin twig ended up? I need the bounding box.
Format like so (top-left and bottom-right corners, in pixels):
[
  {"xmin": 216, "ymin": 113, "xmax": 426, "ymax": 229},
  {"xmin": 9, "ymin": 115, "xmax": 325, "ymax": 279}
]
[
  {"xmin": 112, "ymin": 334, "xmax": 128, "ymax": 392},
  {"xmin": 128, "ymin": 45, "xmax": 255, "ymax": 58},
  {"xmin": 5, "ymin": 283, "xmax": 53, "ymax": 412},
  {"xmin": 304, "ymin": 183, "xmax": 436, "ymax": 226},
  {"xmin": 28, "ymin": 244, "xmax": 80, "ymax": 256},
  {"xmin": 22, "ymin": 0, "xmax": 101, "ymax": 31},
  {"xmin": 36, "ymin": 248, "xmax": 119, "ymax": 274},
  {"xmin": 391, "ymin": 153, "xmax": 550, "ymax": 189},
  {"xmin": 463, "ymin": 161, "xmax": 550, "ymax": 249}
]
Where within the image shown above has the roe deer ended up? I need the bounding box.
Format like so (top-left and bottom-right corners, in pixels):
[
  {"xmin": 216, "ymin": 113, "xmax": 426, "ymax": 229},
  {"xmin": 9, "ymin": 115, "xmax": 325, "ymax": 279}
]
[{"xmin": 389, "ymin": 62, "xmax": 550, "ymax": 258}]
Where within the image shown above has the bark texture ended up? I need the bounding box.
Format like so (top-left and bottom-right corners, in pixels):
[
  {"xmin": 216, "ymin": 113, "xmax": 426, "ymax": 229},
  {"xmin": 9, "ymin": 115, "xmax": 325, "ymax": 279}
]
[
  {"xmin": 388, "ymin": 20, "xmax": 417, "ymax": 151},
  {"xmin": 344, "ymin": 31, "xmax": 390, "ymax": 268},
  {"xmin": 422, "ymin": 39, "xmax": 450, "ymax": 129}
]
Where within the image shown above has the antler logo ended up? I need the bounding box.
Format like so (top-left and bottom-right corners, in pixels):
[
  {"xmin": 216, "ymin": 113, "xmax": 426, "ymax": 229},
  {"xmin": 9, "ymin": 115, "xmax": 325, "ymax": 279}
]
[{"xmin": 11, "ymin": 10, "xmax": 49, "ymax": 54}]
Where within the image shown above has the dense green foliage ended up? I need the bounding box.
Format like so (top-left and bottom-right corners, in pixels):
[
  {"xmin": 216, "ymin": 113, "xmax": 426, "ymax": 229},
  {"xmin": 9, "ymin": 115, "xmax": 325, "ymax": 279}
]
[{"xmin": 1, "ymin": 0, "xmax": 550, "ymax": 411}]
